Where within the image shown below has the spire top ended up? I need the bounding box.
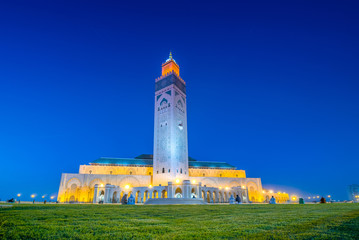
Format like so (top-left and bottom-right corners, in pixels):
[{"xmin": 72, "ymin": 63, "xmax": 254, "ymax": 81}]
[{"xmin": 166, "ymin": 51, "xmax": 176, "ymax": 63}]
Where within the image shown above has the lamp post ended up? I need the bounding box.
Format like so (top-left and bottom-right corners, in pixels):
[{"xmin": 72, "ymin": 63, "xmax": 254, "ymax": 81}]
[{"xmin": 17, "ymin": 193, "xmax": 21, "ymax": 203}]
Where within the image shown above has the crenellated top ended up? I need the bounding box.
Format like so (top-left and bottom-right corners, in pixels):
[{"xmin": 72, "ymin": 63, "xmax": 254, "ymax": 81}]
[{"xmin": 155, "ymin": 70, "xmax": 185, "ymax": 85}]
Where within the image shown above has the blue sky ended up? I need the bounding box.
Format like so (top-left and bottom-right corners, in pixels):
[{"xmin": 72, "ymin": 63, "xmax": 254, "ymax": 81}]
[{"xmin": 0, "ymin": 0, "xmax": 358, "ymax": 201}]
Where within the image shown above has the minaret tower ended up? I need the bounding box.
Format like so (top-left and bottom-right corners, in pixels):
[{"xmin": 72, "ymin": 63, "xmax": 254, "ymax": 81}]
[{"xmin": 153, "ymin": 53, "xmax": 189, "ymax": 186}]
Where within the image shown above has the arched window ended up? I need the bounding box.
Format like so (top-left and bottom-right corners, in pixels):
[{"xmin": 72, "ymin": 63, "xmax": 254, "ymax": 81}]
[
  {"xmin": 89, "ymin": 170, "xmax": 92, "ymax": 174},
  {"xmin": 180, "ymin": 168, "xmax": 182, "ymax": 174},
  {"xmin": 220, "ymin": 174, "xmax": 222, "ymax": 177},
  {"xmin": 203, "ymin": 173, "xmax": 205, "ymax": 177},
  {"xmin": 110, "ymin": 171, "xmax": 112, "ymax": 175},
  {"xmin": 168, "ymin": 169, "xmax": 170, "ymax": 173},
  {"xmin": 162, "ymin": 168, "xmax": 165, "ymax": 173},
  {"xmin": 130, "ymin": 171, "xmax": 132, "ymax": 175},
  {"xmin": 157, "ymin": 171, "xmax": 159, "ymax": 174},
  {"xmin": 149, "ymin": 172, "xmax": 151, "ymax": 175}
]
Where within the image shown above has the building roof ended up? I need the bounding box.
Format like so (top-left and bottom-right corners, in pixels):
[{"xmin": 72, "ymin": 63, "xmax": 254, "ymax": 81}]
[{"xmin": 89, "ymin": 155, "xmax": 236, "ymax": 170}]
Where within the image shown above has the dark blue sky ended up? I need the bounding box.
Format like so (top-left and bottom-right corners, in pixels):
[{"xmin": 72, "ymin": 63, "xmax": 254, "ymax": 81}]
[{"xmin": 1, "ymin": 1, "xmax": 358, "ymax": 201}]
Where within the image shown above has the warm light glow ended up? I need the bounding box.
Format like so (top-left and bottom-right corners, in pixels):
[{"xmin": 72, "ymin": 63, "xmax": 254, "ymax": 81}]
[
  {"xmin": 219, "ymin": 187, "xmax": 222, "ymax": 189},
  {"xmin": 317, "ymin": 196, "xmax": 320, "ymax": 198},
  {"xmin": 269, "ymin": 190, "xmax": 273, "ymax": 193},
  {"xmin": 241, "ymin": 186, "xmax": 246, "ymax": 189},
  {"xmin": 50, "ymin": 196, "xmax": 54, "ymax": 200},
  {"xmin": 17, "ymin": 193, "xmax": 21, "ymax": 197},
  {"xmin": 100, "ymin": 184, "xmax": 104, "ymax": 187},
  {"xmin": 162, "ymin": 58, "xmax": 180, "ymax": 76},
  {"xmin": 31, "ymin": 194, "xmax": 35, "ymax": 198},
  {"xmin": 42, "ymin": 195, "xmax": 45, "ymax": 198},
  {"xmin": 292, "ymin": 197, "xmax": 296, "ymax": 201},
  {"xmin": 149, "ymin": 185, "xmax": 152, "ymax": 188},
  {"xmin": 175, "ymin": 179, "xmax": 180, "ymax": 184},
  {"xmin": 225, "ymin": 187, "xmax": 229, "ymax": 190},
  {"xmin": 192, "ymin": 180, "xmax": 196, "ymax": 184},
  {"xmin": 262, "ymin": 191, "xmax": 265, "ymax": 193},
  {"xmin": 308, "ymin": 197, "xmax": 311, "ymax": 199},
  {"xmin": 328, "ymin": 195, "xmax": 331, "ymax": 198},
  {"xmin": 125, "ymin": 185, "xmax": 130, "ymax": 189}
]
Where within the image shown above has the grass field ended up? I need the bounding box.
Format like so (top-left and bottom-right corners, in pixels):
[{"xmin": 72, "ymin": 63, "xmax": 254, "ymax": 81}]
[{"xmin": 0, "ymin": 203, "xmax": 358, "ymax": 239}]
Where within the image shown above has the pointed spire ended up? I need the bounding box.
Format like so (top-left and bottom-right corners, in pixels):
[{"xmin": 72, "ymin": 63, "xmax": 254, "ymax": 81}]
[{"xmin": 169, "ymin": 51, "xmax": 173, "ymax": 60}]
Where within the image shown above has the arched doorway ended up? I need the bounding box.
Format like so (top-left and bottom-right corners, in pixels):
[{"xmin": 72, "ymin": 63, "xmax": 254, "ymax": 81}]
[
  {"xmin": 175, "ymin": 188, "xmax": 182, "ymax": 198},
  {"xmin": 120, "ymin": 191, "xmax": 124, "ymax": 202},
  {"xmin": 202, "ymin": 190, "xmax": 205, "ymax": 199},
  {"xmin": 191, "ymin": 188, "xmax": 197, "ymax": 198},
  {"xmin": 135, "ymin": 191, "xmax": 140, "ymax": 203},
  {"xmin": 161, "ymin": 190, "xmax": 167, "ymax": 198},
  {"xmin": 112, "ymin": 192, "xmax": 118, "ymax": 203},
  {"xmin": 153, "ymin": 190, "xmax": 158, "ymax": 198},
  {"xmin": 144, "ymin": 191, "xmax": 148, "ymax": 202},
  {"xmin": 69, "ymin": 195, "xmax": 75, "ymax": 202},
  {"xmin": 207, "ymin": 191, "xmax": 211, "ymax": 203},
  {"xmin": 99, "ymin": 190, "xmax": 105, "ymax": 203},
  {"xmin": 213, "ymin": 192, "xmax": 217, "ymax": 203},
  {"xmin": 219, "ymin": 192, "xmax": 223, "ymax": 203}
]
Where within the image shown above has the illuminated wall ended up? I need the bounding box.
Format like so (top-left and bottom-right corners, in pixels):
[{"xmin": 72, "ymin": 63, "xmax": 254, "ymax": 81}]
[{"xmin": 189, "ymin": 169, "xmax": 246, "ymax": 178}]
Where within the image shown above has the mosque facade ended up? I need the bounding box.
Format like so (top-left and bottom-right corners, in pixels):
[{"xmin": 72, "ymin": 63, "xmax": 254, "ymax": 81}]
[{"xmin": 57, "ymin": 54, "xmax": 289, "ymax": 204}]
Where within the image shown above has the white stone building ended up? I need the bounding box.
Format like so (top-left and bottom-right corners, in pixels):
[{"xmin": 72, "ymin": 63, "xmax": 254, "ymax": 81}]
[{"xmin": 58, "ymin": 54, "xmax": 280, "ymax": 204}]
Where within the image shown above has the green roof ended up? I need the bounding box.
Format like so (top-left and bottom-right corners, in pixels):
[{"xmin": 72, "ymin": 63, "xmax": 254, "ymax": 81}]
[{"xmin": 90, "ymin": 155, "xmax": 236, "ymax": 169}]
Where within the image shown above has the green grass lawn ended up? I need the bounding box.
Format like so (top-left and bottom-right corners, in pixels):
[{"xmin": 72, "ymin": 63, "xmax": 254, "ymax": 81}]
[{"xmin": 0, "ymin": 203, "xmax": 358, "ymax": 239}]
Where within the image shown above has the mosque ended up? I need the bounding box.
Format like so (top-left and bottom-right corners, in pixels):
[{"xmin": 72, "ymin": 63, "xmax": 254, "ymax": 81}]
[{"xmin": 57, "ymin": 54, "xmax": 289, "ymax": 204}]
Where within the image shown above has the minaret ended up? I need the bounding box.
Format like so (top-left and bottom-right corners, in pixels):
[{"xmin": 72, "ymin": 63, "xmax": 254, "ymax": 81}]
[{"xmin": 153, "ymin": 53, "xmax": 189, "ymax": 186}]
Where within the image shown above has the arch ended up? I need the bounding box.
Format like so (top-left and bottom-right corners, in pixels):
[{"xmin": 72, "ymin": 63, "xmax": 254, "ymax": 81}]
[
  {"xmin": 161, "ymin": 190, "xmax": 167, "ymax": 198},
  {"xmin": 191, "ymin": 188, "xmax": 197, "ymax": 198},
  {"xmin": 247, "ymin": 181, "xmax": 258, "ymax": 203},
  {"xmin": 175, "ymin": 187, "xmax": 182, "ymax": 198},
  {"xmin": 89, "ymin": 178, "xmax": 104, "ymax": 188},
  {"xmin": 112, "ymin": 192, "xmax": 118, "ymax": 203},
  {"xmin": 201, "ymin": 190, "xmax": 205, "ymax": 199},
  {"xmin": 177, "ymin": 99, "xmax": 183, "ymax": 108},
  {"xmin": 118, "ymin": 176, "xmax": 141, "ymax": 188},
  {"xmin": 219, "ymin": 192, "xmax": 224, "ymax": 203},
  {"xmin": 66, "ymin": 177, "xmax": 81, "ymax": 189},
  {"xmin": 206, "ymin": 191, "xmax": 211, "ymax": 203},
  {"xmin": 135, "ymin": 191, "xmax": 141, "ymax": 203},
  {"xmin": 160, "ymin": 98, "xmax": 168, "ymax": 106},
  {"xmin": 120, "ymin": 191, "xmax": 124, "ymax": 202},
  {"xmin": 69, "ymin": 195, "xmax": 75, "ymax": 202},
  {"xmin": 224, "ymin": 192, "xmax": 228, "ymax": 203},
  {"xmin": 152, "ymin": 190, "xmax": 158, "ymax": 198},
  {"xmin": 213, "ymin": 191, "xmax": 217, "ymax": 203},
  {"xmin": 144, "ymin": 190, "xmax": 149, "ymax": 202}
]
